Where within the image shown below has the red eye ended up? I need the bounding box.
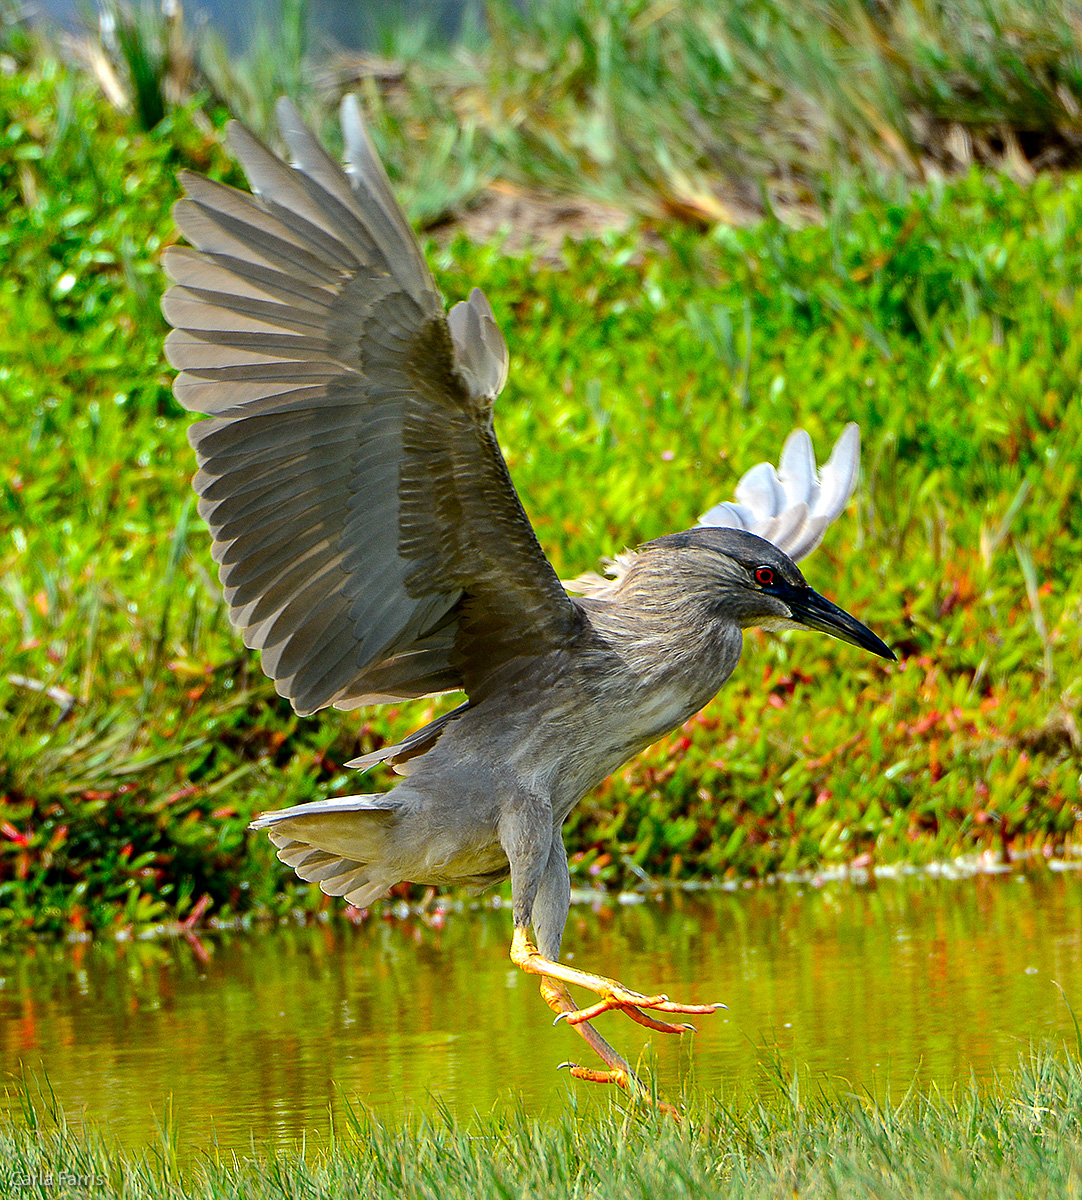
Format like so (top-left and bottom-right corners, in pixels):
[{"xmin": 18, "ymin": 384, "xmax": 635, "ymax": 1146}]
[{"xmin": 755, "ymin": 567, "xmax": 774, "ymax": 586}]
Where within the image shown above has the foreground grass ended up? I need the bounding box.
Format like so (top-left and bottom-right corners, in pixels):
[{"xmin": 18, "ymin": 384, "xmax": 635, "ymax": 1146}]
[
  {"xmin": 2, "ymin": 1048, "xmax": 1082, "ymax": 1198},
  {"xmin": 0, "ymin": 57, "xmax": 1079, "ymax": 933}
]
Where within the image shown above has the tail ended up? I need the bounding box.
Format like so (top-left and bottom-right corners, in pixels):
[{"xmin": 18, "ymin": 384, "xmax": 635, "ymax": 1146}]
[{"xmin": 250, "ymin": 793, "xmax": 400, "ymax": 909}]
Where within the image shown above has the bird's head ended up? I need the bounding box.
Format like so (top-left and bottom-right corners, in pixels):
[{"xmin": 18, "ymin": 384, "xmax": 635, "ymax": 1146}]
[{"xmin": 641, "ymin": 527, "xmax": 895, "ymax": 661}]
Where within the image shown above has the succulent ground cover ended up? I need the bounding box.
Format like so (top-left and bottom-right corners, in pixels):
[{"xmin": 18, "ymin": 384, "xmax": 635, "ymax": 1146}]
[{"xmin": 0, "ymin": 26, "xmax": 1079, "ymax": 935}]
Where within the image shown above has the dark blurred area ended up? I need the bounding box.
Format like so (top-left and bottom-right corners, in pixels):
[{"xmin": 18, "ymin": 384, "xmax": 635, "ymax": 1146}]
[{"xmin": 24, "ymin": 0, "xmax": 476, "ymax": 51}]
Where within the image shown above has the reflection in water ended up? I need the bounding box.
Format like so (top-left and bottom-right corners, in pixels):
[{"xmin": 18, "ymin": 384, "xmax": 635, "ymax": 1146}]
[{"xmin": 1, "ymin": 870, "xmax": 1080, "ymax": 1157}]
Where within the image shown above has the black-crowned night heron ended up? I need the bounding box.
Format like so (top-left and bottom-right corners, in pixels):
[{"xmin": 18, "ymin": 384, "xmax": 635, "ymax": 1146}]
[{"xmin": 161, "ymin": 97, "xmax": 894, "ymax": 1104}]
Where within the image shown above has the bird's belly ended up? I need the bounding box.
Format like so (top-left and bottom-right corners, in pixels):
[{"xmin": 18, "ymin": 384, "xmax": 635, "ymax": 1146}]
[
  {"xmin": 412, "ymin": 833, "xmax": 509, "ymax": 887},
  {"xmin": 379, "ymin": 789, "xmax": 509, "ymax": 889},
  {"xmin": 534, "ymin": 679, "xmax": 712, "ymax": 818}
]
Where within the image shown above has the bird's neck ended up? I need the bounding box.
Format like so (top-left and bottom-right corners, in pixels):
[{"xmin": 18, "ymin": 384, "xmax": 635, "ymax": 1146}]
[{"xmin": 580, "ymin": 585, "xmax": 745, "ymax": 712}]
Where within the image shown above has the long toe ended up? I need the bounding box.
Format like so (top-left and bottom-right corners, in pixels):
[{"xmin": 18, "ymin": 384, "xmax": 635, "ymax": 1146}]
[
  {"xmin": 563, "ymin": 1064, "xmax": 630, "ymax": 1086},
  {"xmin": 511, "ymin": 929, "xmax": 725, "ymax": 1030},
  {"xmin": 557, "ymin": 1000, "xmax": 695, "ymax": 1034}
]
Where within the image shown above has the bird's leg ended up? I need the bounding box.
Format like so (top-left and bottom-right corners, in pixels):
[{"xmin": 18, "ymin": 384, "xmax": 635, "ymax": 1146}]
[
  {"xmin": 504, "ymin": 815, "xmax": 722, "ymax": 1037},
  {"xmin": 508, "ymin": 823, "xmax": 645, "ymax": 1095},
  {"xmin": 512, "ymin": 929, "xmax": 685, "ymax": 1116},
  {"xmin": 502, "ymin": 820, "xmax": 714, "ymax": 1112}
]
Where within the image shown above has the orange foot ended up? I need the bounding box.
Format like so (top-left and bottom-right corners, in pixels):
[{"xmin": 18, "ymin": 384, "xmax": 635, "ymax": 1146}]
[
  {"xmin": 510, "ymin": 927, "xmax": 725, "ymax": 1114},
  {"xmin": 511, "ymin": 927, "xmax": 724, "ymax": 1031}
]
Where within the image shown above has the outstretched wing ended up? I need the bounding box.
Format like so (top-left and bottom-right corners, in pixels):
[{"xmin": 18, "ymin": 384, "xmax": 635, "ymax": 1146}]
[
  {"xmin": 697, "ymin": 424, "xmax": 860, "ymax": 563},
  {"xmin": 162, "ymin": 96, "xmax": 579, "ymax": 716}
]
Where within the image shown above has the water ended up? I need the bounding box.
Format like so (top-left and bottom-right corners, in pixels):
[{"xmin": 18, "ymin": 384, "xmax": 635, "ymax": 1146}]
[
  {"xmin": 2, "ymin": 870, "xmax": 1080, "ymax": 1158},
  {"xmin": 33, "ymin": 0, "xmax": 473, "ymax": 52}
]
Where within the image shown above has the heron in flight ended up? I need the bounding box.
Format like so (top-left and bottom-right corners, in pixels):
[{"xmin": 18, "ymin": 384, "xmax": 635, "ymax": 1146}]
[{"xmin": 161, "ymin": 96, "xmax": 894, "ymax": 1102}]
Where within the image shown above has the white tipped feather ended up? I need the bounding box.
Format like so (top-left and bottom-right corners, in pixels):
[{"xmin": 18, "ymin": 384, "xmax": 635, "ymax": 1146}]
[
  {"xmin": 735, "ymin": 461, "xmax": 787, "ymax": 516},
  {"xmin": 777, "ymin": 429, "xmax": 815, "ymax": 506},
  {"xmin": 814, "ymin": 423, "xmax": 861, "ymax": 519},
  {"xmin": 448, "ymin": 288, "xmax": 509, "ymax": 401},
  {"xmin": 250, "ymin": 792, "xmax": 399, "ymax": 830},
  {"xmin": 698, "ymin": 424, "xmax": 861, "ymax": 563}
]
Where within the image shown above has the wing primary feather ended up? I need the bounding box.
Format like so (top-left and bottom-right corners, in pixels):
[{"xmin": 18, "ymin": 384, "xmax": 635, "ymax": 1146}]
[
  {"xmin": 226, "ymin": 120, "xmax": 370, "ymax": 259},
  {"xmin": 178, "ymin": 168, "xmax": 359, "ymax": 274},
  {"xmin": 162, "ymin": 246, "xmax": 337, "ymax": 315},
  {"xmin": 336, "ymin": 95, "xmax": 435, "ymax": 295},
  {"xmin": 165, "ymin": 328, "xmax": 336, "ymax": 369},
  {"xmin": 172, "ymin": 195, "xmax": 345, "ymax": 288}
]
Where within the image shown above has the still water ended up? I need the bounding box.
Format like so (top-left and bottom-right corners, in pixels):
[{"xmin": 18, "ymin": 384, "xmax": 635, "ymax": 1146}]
[{"xmin": 2, "ymin": 870, "xmax": 1080, "ymax": 1158}]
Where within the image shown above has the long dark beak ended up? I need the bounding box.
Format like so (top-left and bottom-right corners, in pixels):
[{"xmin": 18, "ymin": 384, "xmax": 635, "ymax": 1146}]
[{"xmin": 784, "ymin": 586, "xmax": 895, "ymax": 661}]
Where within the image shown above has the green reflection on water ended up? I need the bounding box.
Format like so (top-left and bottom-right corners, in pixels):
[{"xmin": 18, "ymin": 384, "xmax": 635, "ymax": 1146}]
[{"xmin": 2, "ymin": 870, "xmax": 1080, "ymax": 1159}]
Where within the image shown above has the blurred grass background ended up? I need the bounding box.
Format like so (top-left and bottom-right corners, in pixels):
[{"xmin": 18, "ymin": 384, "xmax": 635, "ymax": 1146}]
[{"xmin": 0, "ymin": 0, "xmax": 1079, "ymax": 935}]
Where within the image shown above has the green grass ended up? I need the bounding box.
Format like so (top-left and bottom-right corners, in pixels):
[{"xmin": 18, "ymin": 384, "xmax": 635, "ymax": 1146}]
[
  {"xmin": 3, "ymin": 1047, "xmax": 1082, "ymax": 1197},
  {"xmin": 0, "ymin": 51, "xmax": 1079, "ymax": 934}
]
